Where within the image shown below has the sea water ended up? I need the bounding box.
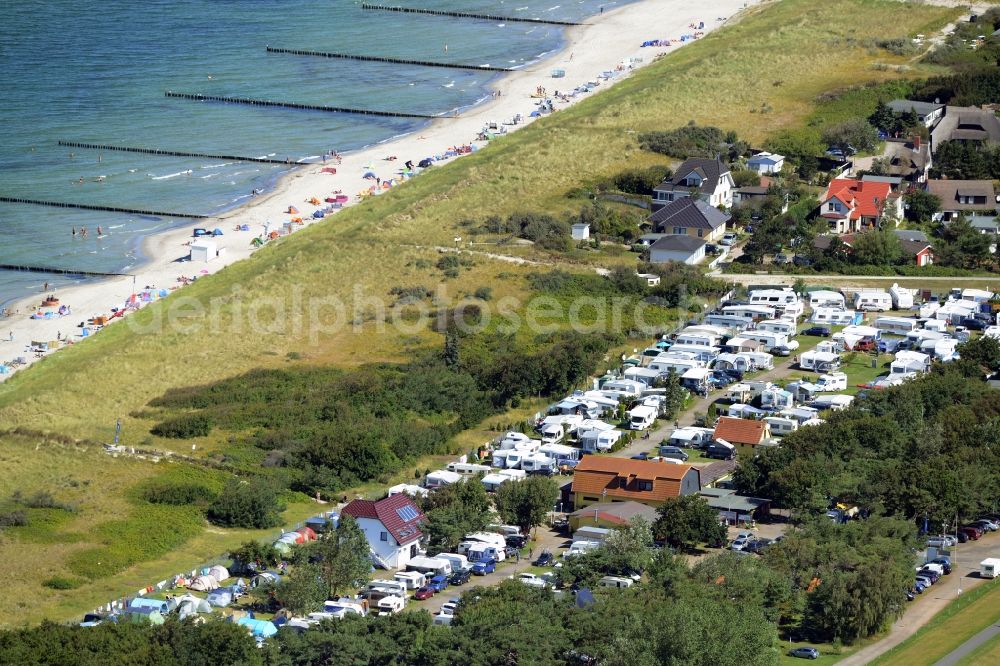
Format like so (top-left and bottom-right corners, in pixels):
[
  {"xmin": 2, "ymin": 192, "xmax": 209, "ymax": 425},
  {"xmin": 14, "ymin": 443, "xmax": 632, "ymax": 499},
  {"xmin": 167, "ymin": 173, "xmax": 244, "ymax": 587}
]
[{"xmin": 0, "ymin": 0, "xmax": 622, "ymax": 308}]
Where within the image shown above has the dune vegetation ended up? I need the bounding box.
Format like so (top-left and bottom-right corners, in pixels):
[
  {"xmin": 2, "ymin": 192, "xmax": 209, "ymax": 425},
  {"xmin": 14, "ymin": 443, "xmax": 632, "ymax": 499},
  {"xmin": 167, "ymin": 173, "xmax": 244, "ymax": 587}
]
[{"xmin": 0, "ymin": 0, "xmax": 961, "ymax": 625}]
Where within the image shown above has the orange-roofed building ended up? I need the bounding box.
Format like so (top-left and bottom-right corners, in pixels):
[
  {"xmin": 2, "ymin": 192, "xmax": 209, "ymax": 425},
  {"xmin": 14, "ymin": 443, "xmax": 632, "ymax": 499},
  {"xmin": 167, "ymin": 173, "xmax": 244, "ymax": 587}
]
[
  {"xmin": 571, "ymin": 456, "xmax": 701, "ymax": 509},
  {"xmin": 712, "ymin": 416, "xmax": 771, "ymax": 453},
  {"xmin": 820, "ymin": 178, "xmax": 901, "ymax": 234}
]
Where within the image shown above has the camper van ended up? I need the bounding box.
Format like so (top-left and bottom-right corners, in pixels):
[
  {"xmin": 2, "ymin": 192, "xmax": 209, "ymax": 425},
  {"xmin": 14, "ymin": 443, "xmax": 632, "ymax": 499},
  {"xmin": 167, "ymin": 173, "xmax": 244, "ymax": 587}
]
[
  {"xmin": 436, "ymin": 553, "xmax": 471, "ymax": 573},
  {"xmin": 853, "ymin": 290, "xmax": 892, "ymax": 312},
  {"xmin": 539, "ymin": 423, "xmax": 565, "ymax": 445},
  {"xmin": 520, "ymin": 453, "xmax": 557, "ymax": 474},
  {"xmin": 811, "ymin": 307, "xmax": 858, "ymax": 326},
  {"xmin": 579, "ymin": 427, "xmax": 622, "ymax": 453},
  {"xmin": 675, "ymin": 332, "xmax": 718, "ymax": 348},
  {"xmin": 647, "ymin": 355, "xmax": 704, "ymax": 375},
  {"xmin": 756, "ymin": 319, "xmax": 797, "ymax": 337},
  {"xmin": 799, "ymin": 350, "xmax": 841, "ymax": 373},
  {"xmin": 365, "ymin": 580, "xmax": 408, "ymax": 600},
  {"xmin": 749, "ymin": 288, "xmax": 798, "ymax": 308},
  {"xmin": 874, "ymin": 316, "xmax": 918, "ymax": 336},
  {"xmin": 889, "ymin": 283, "xmax": 914, "ymax": 310},
  {"xmin": 461, "ymin": 541, "xmax": 506, "ymax": 563},
  {"xmin": 393, "ymin": 571, "xmax": 426, "ymax": 590},
  {"xmin": 815, "ymin": 371, "xmax": 848, "ymax": 392},
  {"xmin": 599, "ymin": 576, "xmax": 635, "ymax": 589},
  {"xmin": 627, "ymin": 404, "xmax": 658, "ymax": 430},
  {"xmin": 811, "ymin": 394, "xmax": 855, "ymax": 411},
  {"xmin": 446, "ymin": 462, "xmax": 492, "ymax": 477},
  {"xmin": 808, "ymin": 290, "xmax": 846, "ymax": 308},
  {"xmin": 981, "ymin": 558, "xmax": 1000, "ymax": 579},
  {"xmin": 406, "ymin": 557, "xmax": 453, "ymax": 576},
  {"xmin": 763, "ymin": 416, "xmax": 798, "ymax": 437},
  {"xmin": 722, "ymin": 304, "xmax": 776, "ymax": 321},
  {"xmin": 742, "ymin": 331, "xmax": 790, "ymax": 353}
]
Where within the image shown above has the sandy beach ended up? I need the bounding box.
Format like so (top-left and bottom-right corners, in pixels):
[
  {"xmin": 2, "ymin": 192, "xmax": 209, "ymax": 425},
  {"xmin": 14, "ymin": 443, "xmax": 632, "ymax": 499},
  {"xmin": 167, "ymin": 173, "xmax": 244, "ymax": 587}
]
[{"xmin": 0, "ymin": 0, "xmax": 756, "ymax": 380}]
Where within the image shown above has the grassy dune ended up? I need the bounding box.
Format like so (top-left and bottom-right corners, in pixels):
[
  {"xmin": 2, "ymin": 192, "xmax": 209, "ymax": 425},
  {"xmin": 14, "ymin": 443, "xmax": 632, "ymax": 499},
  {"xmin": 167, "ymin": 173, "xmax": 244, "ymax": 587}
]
[{"xmin": 0, "ymin": 0, "xmax": 960, "ymax": 624}]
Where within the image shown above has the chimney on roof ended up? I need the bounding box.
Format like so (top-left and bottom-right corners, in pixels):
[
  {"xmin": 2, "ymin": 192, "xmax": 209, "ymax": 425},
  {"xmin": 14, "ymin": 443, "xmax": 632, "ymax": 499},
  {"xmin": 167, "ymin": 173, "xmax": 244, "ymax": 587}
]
[{"xmin": 913, "ymin": 134, "xmax": 920, "ymax": 150}]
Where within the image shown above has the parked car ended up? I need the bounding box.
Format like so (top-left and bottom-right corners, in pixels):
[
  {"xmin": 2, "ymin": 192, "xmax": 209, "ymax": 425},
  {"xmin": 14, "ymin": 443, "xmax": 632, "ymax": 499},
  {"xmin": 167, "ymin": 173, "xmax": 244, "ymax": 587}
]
[
  {"xmin": 533, "ymin": 550, "xmax": 555, "ymax": 567},
  {"xmin": 772, "ymin": 345, "xmax": 792, "ymax": 357},
  {"xmin": 449, "ymin": 569, "xmax": 471, "ymax": 586},
  {"xmin": 744, "ymin": 538, "xmax": 772, "ymax": 554},
  {"xmin": 853, "ymin": 337, "xmax": 877, "ymax": 351},
  {"xmin": 928, "ymin": 557, "xmax": 952, "ymax": 574},
  {"xmin": 915, "ymin": 574, "xmax": 934, "ymax": 588},
  {"xmin": 789, "ymin": 647, "xmax": 820, "ymax": 660},
  {"xmin": 959, "ymin": 317, "xmax": 987, "ymax": 331},
  {"xmin": 720, "ymin": 233, "xmax": 738, "ymax": 246},
  {"xmin": 658, "ymin": 446, "xmax": 689, "ymax": 462},
  {"xmin": 472, "ymin": 559, "xmax": 496, "ymax": 576},
  {"xmin": 925, "ymin": 536, "xmax": 955, "ymax": 549},
  {"xmin": 631, "ymin": 452, "xmax": 649, "ymax": 461},
  {"xmin": 773, "ymin": 253, "xmax": 789, "ymax": 265},
  {"xmin": 517, "ymin": 573, "xmax": 548, "ymax": 589},
  {"xmin": 802, "ymin": 326, "xmax": 831, "ymax": 337},
  {"xmin": 793, "ymin": 255, "xmax": 813, "ymax": 267},
  {"xmin": 960, "ymin": 526, "xmax": 982, "ymax": 540},
  {"xmin": 505, "ymin": 534, "xmax": 527, "ymax": 548},
  {"xmin": 906, "ymin": 589, "xmax": 915, "ymax": 601},
  {"xmin": 413, "ymin": 586, "xmax": 435, "ymax": 601},
  {"xmin": 439, "ymin": 601, "xmax": 459, "ymax": 617},
  {"xmin": 428, "ymin": 574, "xmax": 450, "ymax": 592},
  {"xmin": 972, "ymin": 518, "xmax": 999, "ymax": 532},
  {"xmin": 917, "ymin": 568, "xmax": 940, "ymax": 584},
  {"xmin": 730, "ymin": 535, "xmax": 757, "ymax": 552}
]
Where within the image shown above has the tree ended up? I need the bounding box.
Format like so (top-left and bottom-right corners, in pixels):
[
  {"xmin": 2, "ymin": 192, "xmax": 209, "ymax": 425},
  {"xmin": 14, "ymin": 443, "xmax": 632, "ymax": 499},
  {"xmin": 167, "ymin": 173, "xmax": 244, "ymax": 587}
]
[
  {"xmin": 560, "ymin": 518, "xmax": 655, "ymax": 587},
  {"xmin": 494, "ymin": 476, "xmax": 558, "ymax": 534},
  {"xmin": 420, "ymin": 479, "xmax": 492, "ymax": 552},
  {"xmin": 312, "ymin": 515, "xmax": 372, "ymax": 598},
  {"xmin": 444, "ymin": 329, "xmax": 460, "ymax": 368},
  {"xmin": 868, "ymin": 100, "xmax": 896, "ymax": 133},
  {"xmin": 272, "ymin": 563, "xmax": 327, "ymax": 615},
  {"xmin": 956, "ymin": 335, "xmax": 1000, "ymax": 377},
  {"xmin": 821, "ymin": 118, "xmax": 879, "ymax": 155},
  {"xmin": 207, "ymin": 478, "xmax": 284, "ymax": 529},
  {"xmin": 937, "ymin": 216, "xmax": 993, "ymax": 269},
  {"xmin": 229, "ymin": 540, "xmax": 281, "ymax": 574},
  {"xmin": 850, "ymin": 229, "xmax": 902, "ymax": 265},
  {"xmin": 652, "ymin": 495, "xmax": 726, "ymax": 549},
  {"xmin": 731, "ymin": 168, "xmax": 762, "ymax": 188},
  {"xmin": 655, "ymin": 368, "xmax": 686, "ymax": 419},
  {"xmin": 904, "ymin": 189, "xmax": 941, "ymax": 222}
]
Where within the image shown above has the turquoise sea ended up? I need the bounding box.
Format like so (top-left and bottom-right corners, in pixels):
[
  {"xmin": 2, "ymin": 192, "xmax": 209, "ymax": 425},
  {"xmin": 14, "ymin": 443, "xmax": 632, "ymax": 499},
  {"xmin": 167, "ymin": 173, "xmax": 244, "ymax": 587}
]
[{"xmin": 0, "ymin": 0, "xmax": 620, "ymax": 308}]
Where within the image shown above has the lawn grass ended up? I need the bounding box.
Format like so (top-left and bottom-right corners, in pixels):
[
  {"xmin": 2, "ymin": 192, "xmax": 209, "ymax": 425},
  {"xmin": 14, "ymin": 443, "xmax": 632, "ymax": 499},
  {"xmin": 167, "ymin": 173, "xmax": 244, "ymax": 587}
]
[
  {"xmin": 0, "ymin": 0, "xmax": 962, "ymax": 626},
  {"xmin": 871, "ymin": 580, "xmax": 1000, "ymax": 666},
  {"xmin": 955, "ymin": 629, "xmax": 1000, "ymax": 666}
]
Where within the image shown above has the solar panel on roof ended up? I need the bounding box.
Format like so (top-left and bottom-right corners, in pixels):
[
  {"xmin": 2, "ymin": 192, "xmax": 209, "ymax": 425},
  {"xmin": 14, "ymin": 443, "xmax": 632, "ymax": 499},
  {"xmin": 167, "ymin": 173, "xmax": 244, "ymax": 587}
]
[{"xmin": 396, "ymin": 506, "xmax": 418, "ymax": 522}]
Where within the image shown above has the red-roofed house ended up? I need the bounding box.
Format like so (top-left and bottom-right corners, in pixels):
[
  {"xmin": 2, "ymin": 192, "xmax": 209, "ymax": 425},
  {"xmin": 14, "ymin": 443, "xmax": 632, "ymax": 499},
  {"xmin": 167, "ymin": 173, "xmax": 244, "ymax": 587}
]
[
  {"xmin": 820, "ymin": 178, "xmax": 900, "ymax": 234},
  {"xmin": 713, "ymin": 416, "xmax": 771, "ymax": 454},
  {"xmin": 341, "ymin": 493, "xmax": 425, "ymax": 569}
]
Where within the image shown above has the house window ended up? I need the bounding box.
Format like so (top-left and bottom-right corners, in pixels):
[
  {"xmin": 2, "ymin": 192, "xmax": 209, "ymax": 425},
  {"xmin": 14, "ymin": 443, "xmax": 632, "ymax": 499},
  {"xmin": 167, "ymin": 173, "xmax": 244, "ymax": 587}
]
[
  {"xmin": 638, "ymin": 480, "xmax": 653, "ymax": 491},
  {"xmin": 697, "ymin": 229, "xmax": 703, "ymax": 238},
  {"xmin": 380, "ymin": 531, "xmax": 388, "ymax": 542},
  {"xmin": 673, "ymin": 226, "xmax": 686, "ymax": 235},
  {"xmin": 618, "ymin": 477, "xmax": 628, "ymax": 489}
]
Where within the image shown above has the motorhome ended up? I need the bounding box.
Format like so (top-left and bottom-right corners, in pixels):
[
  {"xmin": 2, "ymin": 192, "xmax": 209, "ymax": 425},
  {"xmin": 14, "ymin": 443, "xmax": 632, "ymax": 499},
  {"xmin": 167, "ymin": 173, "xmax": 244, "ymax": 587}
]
[
  {"xmin": 446, "ymin": 462, "xmax": 492, "ymax": 477},
  {"xmin": 648, "ymin": 355, "xmax": 705, "ymax": 375},
  {"xmin": 375, "ymin": 596, "xmax": 406, "ymax": 616},
  {"xmin": 599, "ymin": 576, "xmax": 635, "ymax": 589},
  {"xmin": 889, "ymin": 283, "xmax": 914, "ymax": 310},
  {"xmin": 919, "ymin": 301, "xmax": 940, "ymax": 319},
  {"xmin": 891, "ymin": 351, "xmax": 931, "ymax": 375},
  {"xmin": 538, "ymin": 423, "xmax": 565, "ymax": 445},
  {"xmin": 763, "ymin": 416, "xmax": 798, "ymax": 437},
  {"xmin": 463, "ymin": 541, "xmax": 506, "ymax": 563},
  {"xmin": 749, "ymin": 288, "xmax": 798, "ymax": 308},
  {"xmin": 853, "ymin": 290, "xmax": 892, "ymax": 312},
  {"xmin": 665, "ymin": 344, "xmax": 720, "ymax": 363},
  {"xmin": 499, "ymin": 432, "xmax": 533, "ymax": 449},
  {"xmin": 407, "ymin": 556, "xmax": 453, "ymax": 576},
  {"xmin": 365, "ymin": 580, "xmax": 408, "ymax": 600},
  {"xmin": 815, "ymin": 371, "xmax": 848, "ymax": 392},
  {"xmin": 756, "ymin": 319, "xmax": 797, "ymax": 337},
  {"xmin": 520, "ymin": 453, "xmax": 557, "ymax": 474},
  {"xmin": 981, "ymin": 558, "xmax": 1000, "ymax": 579},
  {"xmin": 811, "ymin": 307, "xmax": 859, "ymax": 326},
  {"xmin": 799, "ymin": 350, "xmax": 841, "ymax": 372},
  {"xmin": 627, "ymin": 404, "xmax": 658, "ymax": 430},
  {"xmin": 874, "ymin": 316, "xmax": 918, "ymax": 336},
  {"xmin": 808, "ymin": 290, "xmax": 846, "ymax": 308},
  {"xmin": 675, "ymin": 332, "xmax": 719, "ymax": 348},
  {"xmin": 393, "ymin": 571, "xmax": 426, "ymax": 590},
  {"xmin": 464, "ymin": 532, "xmax": 508, "ymax": 550},
  {"xmin": 960, "ymin": 288, "xmax": 993, "ymax": 303},
  {"xmin": 722, "ymin": 304, "xmax": 776, "ymax": 321}
]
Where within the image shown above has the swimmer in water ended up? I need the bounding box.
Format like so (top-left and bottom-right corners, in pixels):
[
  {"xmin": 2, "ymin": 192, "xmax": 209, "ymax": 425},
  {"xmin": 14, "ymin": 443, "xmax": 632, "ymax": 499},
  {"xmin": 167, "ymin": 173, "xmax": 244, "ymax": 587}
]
[{"xmin": 96, "ymin": 225, "xmax": 103, "ymax": 236}]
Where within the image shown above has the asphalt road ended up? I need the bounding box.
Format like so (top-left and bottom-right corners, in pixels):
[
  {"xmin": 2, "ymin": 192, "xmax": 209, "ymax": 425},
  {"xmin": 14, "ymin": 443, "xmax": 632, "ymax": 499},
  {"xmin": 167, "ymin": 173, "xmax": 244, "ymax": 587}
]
[{"xmin": 934, "ymin": 620, "xmax": 1000, "ymax": 666}]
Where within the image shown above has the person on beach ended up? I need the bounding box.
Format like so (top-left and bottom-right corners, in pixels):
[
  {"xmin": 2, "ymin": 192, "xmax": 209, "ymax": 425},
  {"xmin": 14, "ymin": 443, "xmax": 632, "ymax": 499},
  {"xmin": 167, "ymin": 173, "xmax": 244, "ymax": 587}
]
[{"xmin": 43, "ymin": 282, "xmax": 48, "ymax": 293}]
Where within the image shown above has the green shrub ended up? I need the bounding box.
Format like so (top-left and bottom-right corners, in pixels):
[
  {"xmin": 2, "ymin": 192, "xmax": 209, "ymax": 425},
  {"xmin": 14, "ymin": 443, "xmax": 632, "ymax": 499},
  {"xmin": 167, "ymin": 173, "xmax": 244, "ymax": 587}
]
[
  {"xmin": 474, "ymin": 287, "xmax": 493, "ymax": 301},
  {"xmin": 638, "ymin": 125, "xmax": 728, "ymax": 158},
  {"xmin": 207, "ymin": 479, "xmax": 284, "ymax": 529},
  {"xmin": 141, "ymin": 482, "xmax": 216, "ymax": 507},
  {"xmin": 151, "ymin": 413, "xmax": 212, "ymax": 439},
  {"xmin": 0, "ymin": 510, "xmax": 29, "ymax": 528},
  {"xmin": 42, "ymin": 575, "xmax": 84, "ymax": 590}
]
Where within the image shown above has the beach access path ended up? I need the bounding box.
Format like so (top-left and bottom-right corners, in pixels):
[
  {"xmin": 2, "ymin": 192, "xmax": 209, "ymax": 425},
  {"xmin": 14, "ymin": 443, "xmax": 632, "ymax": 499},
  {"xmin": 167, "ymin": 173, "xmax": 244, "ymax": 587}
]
[{"xmin": 0, "ymin": 0, "xmax": 758, "ymax": 380}]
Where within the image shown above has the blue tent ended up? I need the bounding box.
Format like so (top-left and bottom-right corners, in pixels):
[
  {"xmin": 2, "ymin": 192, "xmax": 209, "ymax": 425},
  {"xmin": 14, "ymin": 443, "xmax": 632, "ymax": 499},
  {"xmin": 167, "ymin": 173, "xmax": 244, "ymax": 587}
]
[
  {"xmin": 236, "ymin": 617, "xmax": 277, "ymax": 638},
  {"xmin": 206, "ymin": 588, "xmax": 233, "ymax": 608},
  {"xmin": 213, "ymin": 228, "xmax": 224, "ymax": 236},
  {"xmin": 129, "ymin": 598, "xmax": 169, "ymax": 614}
]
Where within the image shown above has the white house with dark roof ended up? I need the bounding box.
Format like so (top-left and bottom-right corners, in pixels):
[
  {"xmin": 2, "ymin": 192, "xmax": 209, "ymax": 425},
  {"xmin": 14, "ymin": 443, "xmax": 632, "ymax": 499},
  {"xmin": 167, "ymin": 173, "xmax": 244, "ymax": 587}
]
[
  {"xmin": 887, "ymin": 99, "xmax": 945, "ymax": 128},
  {"xmin": 652, "ymin": 157, "xmax": 734, "ymax": 209},
  {"xmin": 925, "ymin": 179, "xmax": 997, "ymax": 222},
  {"xmin": 649, "ymin": 197, "xmax": 730, "ymax": 243},
  {"xmin": 649, "ymin": 234, "xmax": 707, "ymax": 265},
  {"xmin": 341, "ymin": 493, "xmax": 425, "ymax": 569},
  {"xmin": 746, "ymin": 152, "xmax": 785, "ymax": 175}
]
